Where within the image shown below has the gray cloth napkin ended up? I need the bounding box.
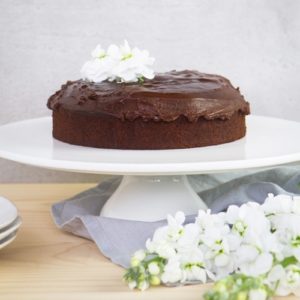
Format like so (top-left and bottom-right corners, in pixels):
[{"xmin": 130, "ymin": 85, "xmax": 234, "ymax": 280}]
[{"xmin": 51, "ymin": 165, "xmax": 300, "ymax": 268}]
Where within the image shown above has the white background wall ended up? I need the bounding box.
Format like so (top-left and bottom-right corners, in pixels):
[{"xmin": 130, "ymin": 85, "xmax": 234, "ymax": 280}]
[{"xmin": 0, "ymin": 0, "xmax": 299, "ymax": 182}]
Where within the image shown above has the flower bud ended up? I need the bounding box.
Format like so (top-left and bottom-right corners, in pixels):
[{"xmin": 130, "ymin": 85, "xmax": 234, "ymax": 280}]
[
  {"xmin": 130, "ymin": 257, "xmax": 141, "ymax": 267},
  {"xmin": 237, "ymin": 291, "xmax": 247, "ymax": 300},
  {"xmin": 150, "ymin": 276, "xmax": 161, "ymax": 286},
  {"xmin": 130, "ymin": 249, "xmax": 146, "ymax": 267}
]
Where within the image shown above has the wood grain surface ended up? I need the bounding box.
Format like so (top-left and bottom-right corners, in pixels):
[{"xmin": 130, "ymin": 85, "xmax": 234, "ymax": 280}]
[{"xmin": 0, "ymin": 184, "xmax": 296, "ymax": 299}]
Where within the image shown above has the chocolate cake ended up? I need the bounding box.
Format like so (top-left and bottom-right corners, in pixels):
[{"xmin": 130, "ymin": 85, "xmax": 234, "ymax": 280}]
[{"xmin": 47, "ymin": 70, "xmax": 250, "ymax": 149}]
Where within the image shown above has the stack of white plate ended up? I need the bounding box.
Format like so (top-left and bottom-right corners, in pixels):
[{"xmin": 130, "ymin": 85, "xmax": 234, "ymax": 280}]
[{"xmin": 0, "ymin": 196, "xmax": 21, "ymax": 250}]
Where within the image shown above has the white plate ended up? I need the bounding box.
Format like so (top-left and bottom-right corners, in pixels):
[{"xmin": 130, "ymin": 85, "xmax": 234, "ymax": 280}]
[
  {"xmin": 0, "ymin": 216, "xmax": 21, "ymax": 240},
  {"xmin": 0, "ymin": 116, "xmax": 299, "ymax": 175},
  {"xmin": 0, "ymin": 231, "xmax": 17, "ymax": 250},
  {"xmin": 0, "ymin": 197, "xmax": 18, "ymax": 229}
]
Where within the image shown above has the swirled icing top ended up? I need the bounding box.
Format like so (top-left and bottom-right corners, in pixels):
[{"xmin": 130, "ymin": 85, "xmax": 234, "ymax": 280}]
[{"xmin": 47, "ymin": 70, "xmax": 250, "ymax": 122}]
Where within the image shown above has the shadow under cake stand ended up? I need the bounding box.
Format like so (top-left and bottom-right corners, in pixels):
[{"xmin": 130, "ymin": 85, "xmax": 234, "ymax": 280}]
[{"xmin": 0, "ymin": 115, "xmax": 299, "ymax": 221}]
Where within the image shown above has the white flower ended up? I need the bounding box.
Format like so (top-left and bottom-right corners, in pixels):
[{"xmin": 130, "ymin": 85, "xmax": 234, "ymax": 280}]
[
  {"xmin": 249, "ymin": 289, "xmax": 268, "ymax": 300},
  {"xmin": 199, "ymin": 219, "xmax": 235, "ymax": 278},
  {"xmin": 238, "ymin": 251, "xmax": 274, "ymax": 277},
  {"xmin": 267, "ymin": 264, "xmax": 286, "ymax": 284},
  {"xmin": 180, "ymin": 246, "xmax": 207, "ymax": 282},
  {"xmin": 292, "ymin": 197, "xmax": 300, "ymax": 214},
  {"xmin": 148, "ymin": 262, "xmax": 160, "ymax": 275},
  {"xmin": 262, "ymin": 194, "xmax": 293, "ymax": 215},
  {"xmin": 128, "ymin": 280, "xmax": 137, "ymax": 290},
  {"xmin": 91, "ymin": 44, "xmax": 107, "ymax": 59},
  {"xmin": 106, "ymin": 44, "xmax": 120, "ymax": 59},
  {"xmin": 81, "ymin": 43, "xmax": 121, "ymax": 82},
  {"xmin": 130, "ymin": 249, "xmax": 146, "ymax": 266},
  {"xmin": 226, "ymin": 202, "xmax": 270, "ymax": 238},
  {"xmin": 180, "ymin": 246, "xmax": 204, "ymax": 265},
  {"xmin": 224, "ymin": 203, "xmax": 277, "ymax": 277},
  {"xmin": 271, "ymin": 214, "xmax": 300, "ymax": 260},
  {"xmin": 236, "ymin": 244, "xmax": 259, "ymax": 264},
  {"xmin": 149, "ymin": 211, "xmax": 185, "ymax": 244},
  {"xmin": 214, "ymin": 253, "xmax": 230, "ymax": 267},
  {"xmin": 233, "ymin": 229, "xmax": 277, "ymax": 277},
  {"xmin": 166, "ymin": 211, "xmax": 185, "ymax": 242},
  {"xmin": 161, "ymin": 257, "xmax": 183, "ymax": 284},
  {"xmin": 196, "ymin": 209, "xmax": 226, "ymax": 233},
  {"xmin": 112, "ymin": 40, "xmax": 155, "ymax": 82},
  {"xmin": 125, "ymin": 193, "xmax": 300, "ymax": 295},
  {"xmin": 177, "ymin": 223, "xmax": 200, "ymax": 249},
  {"xmin": 183, "ymin": 265, "xmax": 207, "ymax": 283},
  {"xmin": 81, "ymin": 58, "xmax": 116, "ymax": 83},
  {"xmin": 81, "ymin": 41, "xmax": 155, "ymax": 83},
  {"xmin": 273, "ymin": 264, "xmax": 300, "ymax": 296},
  {"xmin": 147, "ymin": 239, "xmax": 176, "ymax": 259},
  {"xmin": 145, "ymin": 212, "xmax": 185, "ymax": 259},
  {"xmin": 133, "ymin": 249, "xmax": 146, "ymax": 261}
]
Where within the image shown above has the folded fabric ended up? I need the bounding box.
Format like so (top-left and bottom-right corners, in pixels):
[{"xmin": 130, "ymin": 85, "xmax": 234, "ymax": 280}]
[{"xmin": 52, "ymin": 165, "xmax": 300, "ymax": 268}]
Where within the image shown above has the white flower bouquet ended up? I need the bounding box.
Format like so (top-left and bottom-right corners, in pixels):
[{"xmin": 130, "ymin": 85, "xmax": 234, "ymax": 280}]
[
  {"xmin": 81, "ymin": 41, "xmax": 155, "ymax": 83},
  {"xmin": 124, "ymin": 194, "xmax": 300, "ymax": 299}
]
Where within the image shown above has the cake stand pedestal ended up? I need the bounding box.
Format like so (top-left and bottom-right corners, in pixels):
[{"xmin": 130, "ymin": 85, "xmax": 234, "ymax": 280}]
[
  {"xmin": 100, "ymin": 175, "xmax": 207, "ymax": 220},
  {"xmin": 0, "ymin": 115, "xmax": 299, "ymax": 221}
]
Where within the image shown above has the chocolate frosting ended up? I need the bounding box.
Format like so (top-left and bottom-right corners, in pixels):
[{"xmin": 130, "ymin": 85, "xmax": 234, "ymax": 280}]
[{"xmin": 47, "ymin": 70, "xmax": 250, "ymax": 122}]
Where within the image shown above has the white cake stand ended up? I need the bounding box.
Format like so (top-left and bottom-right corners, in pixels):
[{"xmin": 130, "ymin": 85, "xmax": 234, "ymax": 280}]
[{"xmin": 0, "ymin": 115, "xmax": 299, "ymax": 221}]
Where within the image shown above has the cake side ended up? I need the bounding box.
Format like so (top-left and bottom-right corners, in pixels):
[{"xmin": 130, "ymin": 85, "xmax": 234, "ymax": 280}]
[{"xmin": 52, "ymin": 108, "xmax": 246, "ymax": 150}]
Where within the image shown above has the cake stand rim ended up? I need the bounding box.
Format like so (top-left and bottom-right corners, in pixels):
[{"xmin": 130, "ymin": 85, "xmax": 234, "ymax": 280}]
[{"xmin": 0, "ymin": 115, "xmax": 299, "ymax": 175}]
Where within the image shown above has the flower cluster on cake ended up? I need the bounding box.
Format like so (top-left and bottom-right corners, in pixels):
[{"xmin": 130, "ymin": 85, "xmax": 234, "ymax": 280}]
[{"xmin": 47, "ymin": 41, "xmax": 250, "ymax": 149}]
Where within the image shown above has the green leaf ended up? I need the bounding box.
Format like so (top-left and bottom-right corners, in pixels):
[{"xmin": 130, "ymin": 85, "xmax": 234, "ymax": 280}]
[
  {"xmin": 138, "ymin": 76, "xmax": 145, "ymax": 84},
  {"xmin": 280, "ymin": 256, "xmax": 298, "ymax": 267}
]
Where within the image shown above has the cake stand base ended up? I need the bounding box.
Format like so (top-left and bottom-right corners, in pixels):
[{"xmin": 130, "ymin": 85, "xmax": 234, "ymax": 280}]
[{"xmin": 100, "ymin": 175, "xmax": 207, "ymax": 221}]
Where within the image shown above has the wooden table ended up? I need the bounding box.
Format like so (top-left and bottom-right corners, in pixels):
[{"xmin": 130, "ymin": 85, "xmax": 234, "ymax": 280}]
[{"xmin": 0, "ymin": 184, "xmax": 295, "ymax": 300}]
